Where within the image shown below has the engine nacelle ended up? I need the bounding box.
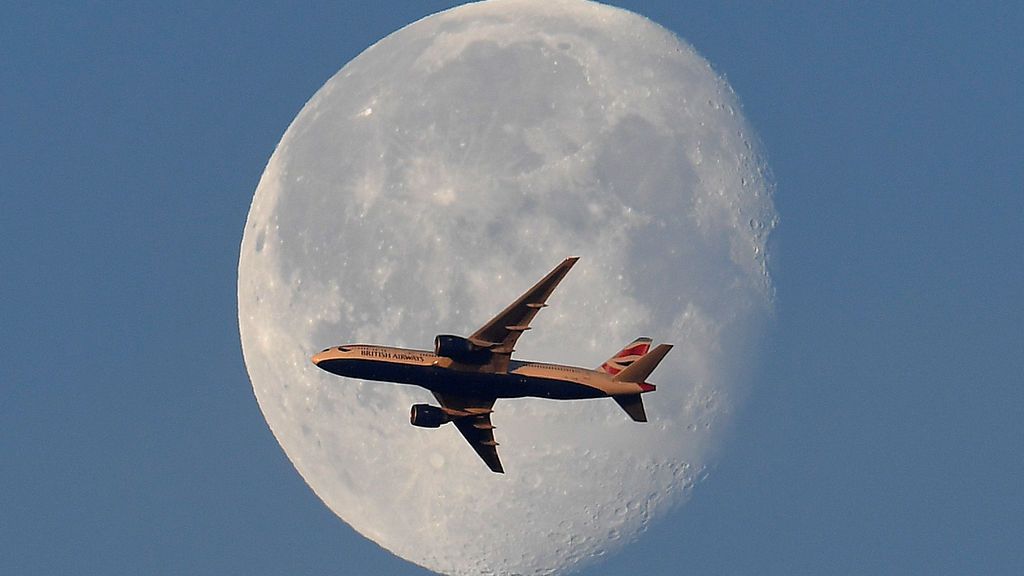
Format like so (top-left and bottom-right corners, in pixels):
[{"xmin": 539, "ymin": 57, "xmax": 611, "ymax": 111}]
[
  {"xmin": 434, "ymin": 334, "xmax": 492, "ymax": 364},
  {"xmin": 410, "ymin": 404, "xmax": 450, "ymax": 428}
]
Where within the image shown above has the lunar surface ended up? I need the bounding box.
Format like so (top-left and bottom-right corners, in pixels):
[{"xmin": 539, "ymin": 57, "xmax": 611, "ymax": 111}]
[{"xmin": 238, "ymin": 0, "xmax": 775, "ymax": 574}]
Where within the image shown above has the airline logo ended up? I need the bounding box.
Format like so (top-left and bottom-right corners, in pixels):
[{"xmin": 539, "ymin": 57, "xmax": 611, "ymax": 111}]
[{"xmin": 599, "ymin": 338, "xmax": 652, "ymax": 375}]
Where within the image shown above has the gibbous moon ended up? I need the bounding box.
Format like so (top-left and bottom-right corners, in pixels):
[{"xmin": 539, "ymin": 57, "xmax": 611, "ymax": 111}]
[{"xmin": 238, "ymin": 1, "xmax": 775, "ymax": 574}]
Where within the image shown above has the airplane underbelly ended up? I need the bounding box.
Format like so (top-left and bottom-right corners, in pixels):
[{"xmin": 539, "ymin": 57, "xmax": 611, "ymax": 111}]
[
  {"xmin": 327, "ymin": 359, "xmax": 604, "ymax": 400},
  {"xmin": 429, "ymin": 371, "xmax": 604, "ymax": 400}
]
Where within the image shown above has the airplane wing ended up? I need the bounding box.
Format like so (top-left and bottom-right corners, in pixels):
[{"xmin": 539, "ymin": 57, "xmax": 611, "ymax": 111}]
[
  {"xmin": 433, "ymin": 392, "xmax": 503, "ymax": 474},
  {"xmin": 467, "ymin": 257, "xmax": 579, "ymax": 372}
]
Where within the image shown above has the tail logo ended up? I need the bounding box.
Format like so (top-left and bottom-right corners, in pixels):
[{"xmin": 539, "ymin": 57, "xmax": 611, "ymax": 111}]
[{"xmin": 598, "ymin": 338, "xmax": 652, "ymax": 375}]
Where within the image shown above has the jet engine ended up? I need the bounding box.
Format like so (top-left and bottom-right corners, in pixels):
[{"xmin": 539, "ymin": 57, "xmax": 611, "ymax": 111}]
[
  {"xmin": 434, "ymin": 334, "xmax": 492, "ymax": 364},
  {"xmin": 410, "ymin": 404, "xmax": 450, "ymax": 428}
]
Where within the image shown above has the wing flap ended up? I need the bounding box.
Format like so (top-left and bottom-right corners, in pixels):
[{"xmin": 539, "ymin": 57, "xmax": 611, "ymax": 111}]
[
  {"xmin": 433, "ymin": 392, "xmax": 504, "ymax": 474},
  {"xmin": 467, "ymin": 257, "xmax": 578, "ymax": 371}
]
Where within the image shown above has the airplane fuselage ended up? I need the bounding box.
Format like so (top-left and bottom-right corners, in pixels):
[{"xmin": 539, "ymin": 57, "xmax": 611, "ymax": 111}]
[{"xmin": 312, "ymin": 344, "xmax": 651, "ymax": 400}]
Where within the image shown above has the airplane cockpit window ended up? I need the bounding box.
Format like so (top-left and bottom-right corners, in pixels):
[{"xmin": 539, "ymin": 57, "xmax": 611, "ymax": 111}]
[{"xmin": 338, "ymin": 346, "xmax": 350, "ymax": 352}]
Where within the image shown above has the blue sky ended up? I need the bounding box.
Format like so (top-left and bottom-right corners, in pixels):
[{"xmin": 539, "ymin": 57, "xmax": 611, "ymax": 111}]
[{"xmin": 3, "ymin": 2, "xmax": 1021, "ymax": 574}]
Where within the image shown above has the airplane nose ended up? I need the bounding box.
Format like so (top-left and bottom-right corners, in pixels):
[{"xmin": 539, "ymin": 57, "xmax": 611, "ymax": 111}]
[{"xmin": 311, "ymin": 346, "xmax": 352, "ymax": 371}]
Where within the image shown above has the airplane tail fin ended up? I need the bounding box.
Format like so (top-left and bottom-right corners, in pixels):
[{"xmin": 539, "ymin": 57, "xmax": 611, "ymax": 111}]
[
  {"xmin": 612, "ymin": 343, "xmax": 672, "ymax": 384},
  {"xmin": 597, "ymin": 337, "xmax": 652, "ymax": 376},
  {"xmin": 610, "ymin": 343, "xmax": 672, "ymax": 423}
]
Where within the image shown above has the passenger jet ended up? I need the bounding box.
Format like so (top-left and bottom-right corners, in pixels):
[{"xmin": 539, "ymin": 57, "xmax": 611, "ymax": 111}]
[{"xmin": 311, "ymin": 257, "xmax": 671, "ymax": 473}]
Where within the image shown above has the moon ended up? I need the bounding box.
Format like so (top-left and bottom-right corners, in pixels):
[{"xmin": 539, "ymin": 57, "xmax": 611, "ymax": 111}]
[{"xmin": 238, "ymin": 1, "xmax": 775, "ymax": 574}]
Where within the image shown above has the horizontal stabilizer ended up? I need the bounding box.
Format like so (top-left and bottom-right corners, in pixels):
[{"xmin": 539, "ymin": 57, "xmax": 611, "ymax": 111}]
[
  {"xmin": 612, "ymin": 343, "xmax": 673, "ymax": 383},
  {"xmin": 613, "ymin": 394, "xmax": 648, "ymax": 422}
]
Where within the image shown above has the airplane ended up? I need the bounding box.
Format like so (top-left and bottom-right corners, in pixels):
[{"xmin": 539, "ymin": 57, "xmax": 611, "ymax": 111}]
[{"xmin": 311, "ymin": 257, "xmax": 672, "ymax": 473}]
